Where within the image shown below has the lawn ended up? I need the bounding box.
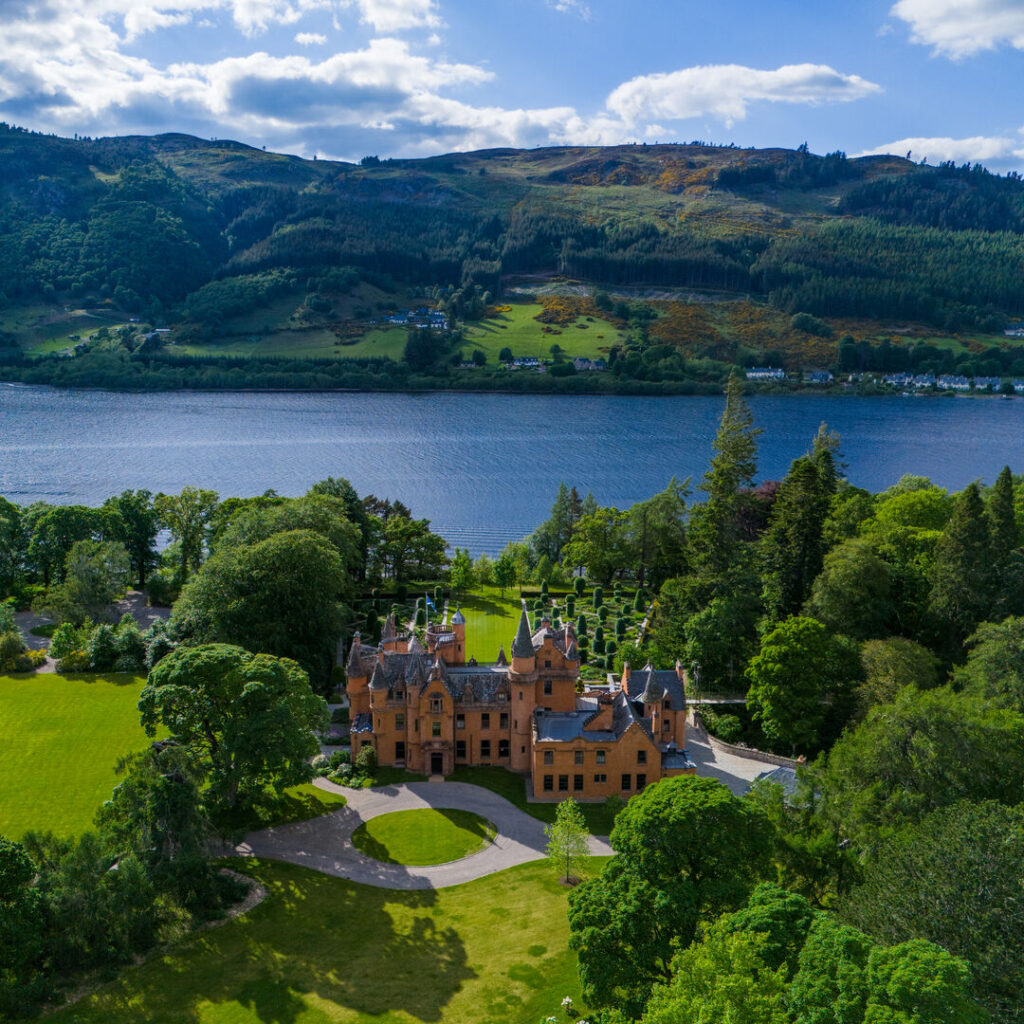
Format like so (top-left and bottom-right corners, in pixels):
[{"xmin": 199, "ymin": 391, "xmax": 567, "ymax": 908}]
[
  {"xmin": 446, "ymin": 766, "xmax": 619, "ymax": 836},
  {"xmin": 461, "ymin": 301, "xmax": 627, "ymax": 363},
  {"xmin": 351, "ymin": 808, "xmax": 496, "ymax": 865},
  {"xmin": 0, "ymin": 672, "xmax": 151, "ymax": 838},
  {"xmin": 456, "ymin": 585, "xmax": 523, "ymax": 662},
  {"xmin": 49, "ymin": 857, "xmax": 603, "ymax": 1024}
]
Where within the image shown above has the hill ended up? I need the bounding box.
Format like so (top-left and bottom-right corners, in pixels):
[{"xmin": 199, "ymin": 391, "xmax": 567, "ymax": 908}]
[{"xmin": 3, "ymin": 124, "xmax": 1024, "ymax": 391}]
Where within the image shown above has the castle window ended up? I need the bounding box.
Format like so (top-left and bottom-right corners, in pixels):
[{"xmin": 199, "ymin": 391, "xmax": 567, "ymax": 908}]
[
  {"xmin": 637, "ymin": 750, "xmax": 647, "ymax": 765},
  {"xmin": 430, "ymin": 696, "xmax": 443, "ymax": 713},
  {"xmin": 456, "ymin": 713, "xmax": 465, "ymax": 729},
  {"xmin": 596, "ymin": 750, "xmax": 606, "ymax": 765},
  {"xmin": 395, "ymin": 741, "xmax": 405, "ymax": 760},
  {"xmin": 500, "ymin": 712, "xmax": 509, "ymax": 729},
  {"xmin": 456, "ymin": 740, "xmax": 466, "ymax": 759},
  {"xmin": 480, "ymin": 739, "xmax": 491, "ymax": 759},
  {"xmin": 664, "ymin": 699, "xmax": 671, "ymax": 709},
  {"xmin": 396, "ymin": 713, "xmax": 405, "ymax": 728},
  {"xmin": 637, "ymin": 773, "xmax": 647, "ymax": 791},
  {"xmin": 543, "ymin": 775, "xmax": 553, "ymax": 792},
  {"xmin": 558, "ymin": 774, "xmax": 569, "ymax": 792},
  {"xmin": 498, "ymin": 739, "xmax": 509, "ymax": 758},
  {"xmin": 543, "ymin": 680, "xmax": 553, "ymax": 696},
  {"xmin": 594, "ymin": 773, "xmax": 607, "ymax": 784},
  {"xmin": 432, "ymin": 721, "xmax": 441, "ymax": 737},
  {"xmin": 545, "ymin": 660, "xmax": 551, "ymax": 668},
  {"xmin": 543, "ymin": 750, "xmax": 554, "ymax": 766},
  {"xmin": 415, "ymin": 720, "xmax": 420, "ymax": 732},
  {"xmin": 573, "ymin": 774, "xmax": 584, "ymax": 792},
  {"xmin": 621, "ymin": 773, "xmax": 632, "ymax": 791},
  {"xmin": 497, "ymin": 691, "xmax": 507, "ymax": 702},
  {"xmin": 395, "ymin": 689, "xmax": 404, "ymax": 700},
  {"xmin": 663, "ymin": 719, "xmax": 671, "ymax": 732},
  {"xmin": 519, "ymin": 692, "xmax": 523, "ymax": 701},
  {"xmin": 481, "ymin": 712, "xmax": 491, "ymax": 729},
  {"xmin": 574, "ymin": 750, "xmax": 584, "ymax": 766}
]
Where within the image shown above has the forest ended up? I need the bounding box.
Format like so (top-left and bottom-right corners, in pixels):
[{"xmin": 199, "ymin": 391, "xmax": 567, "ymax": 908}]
[{"xmin": 4, "ymin": 127, "xmax": 1024, "ymax": 392}]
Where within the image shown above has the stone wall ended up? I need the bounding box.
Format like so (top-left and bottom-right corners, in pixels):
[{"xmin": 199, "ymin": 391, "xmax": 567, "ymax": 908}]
[{"xmin": 692, "ymin": 712, "xmax": 802, "ymax": 768}]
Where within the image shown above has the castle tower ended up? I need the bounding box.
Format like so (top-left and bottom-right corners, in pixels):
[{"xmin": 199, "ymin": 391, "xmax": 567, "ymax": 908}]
[
  {"xmin": 510, "ymin": 604, "xmax": 536, "ymax": 675},
  {"xmin": 451, "ymin": 605, "xmax": 466, "ymax": 663},
  {"xmin": 510, "ymin": 603, "xmax": 537, "ymax": 771}
]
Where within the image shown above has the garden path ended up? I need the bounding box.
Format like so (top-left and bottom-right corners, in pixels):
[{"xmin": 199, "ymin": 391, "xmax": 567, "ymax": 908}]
[{"xmin": 235, "ymin": 780, "xmax": 612, "ymax": 890}]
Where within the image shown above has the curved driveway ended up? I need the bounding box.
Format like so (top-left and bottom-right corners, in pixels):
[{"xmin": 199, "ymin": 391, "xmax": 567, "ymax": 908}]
[{"xmin": 235, "ymin": 779, "xmax": 613, "ymax": 889}]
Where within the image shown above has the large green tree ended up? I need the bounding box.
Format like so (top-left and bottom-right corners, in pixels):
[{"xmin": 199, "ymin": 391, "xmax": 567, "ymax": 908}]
[
  {"xmin": 842, "ymin": 800, "xmax": 1023, "ymax": 1024},
  {"xmin": 171, "ymin": 529, "xmax": 349, "ymax": 688},
  {"xmin": 804, "ymin": 539, "xmax": 893, "ymax": 640},
  {"xmin": 154, "ymin": 487, "xmax": 219, "ymax": 581},
  {"xmin": 955, "ymin": 616, "xmax": 1024, "ymax": 713},
  {"xmin": 102, "ymin": 489, "xmax": 160, "ymax": 588},
  {"xmin": 35, "ymin": 539, "xmax": 130, "ymax": 624},
  {"xmin": 139, "ymin": 643, "xmax": 328, "ymax": 809},
  {"xmin": 567, "ymin": 776, "xmax": 773, "ymax": 1015}
]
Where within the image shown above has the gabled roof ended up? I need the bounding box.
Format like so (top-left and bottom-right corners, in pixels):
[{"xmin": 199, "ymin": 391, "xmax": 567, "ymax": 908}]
[
  {"xmin": 626, "ymin": 665, "xmax": 685, "ymax": 709},
  {"xmin": 346, "ymin": 636, "xmax": 378, "ymax": 678},
  {"xmin": 534, "ymin": 689, "xmax": 654, "ymax": 743}
]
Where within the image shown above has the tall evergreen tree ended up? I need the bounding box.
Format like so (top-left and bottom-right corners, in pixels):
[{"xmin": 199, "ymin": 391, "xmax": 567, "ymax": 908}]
[
  {"xmin": 929, "ymin": 483, "xmax": 992, "ymax": 655},
  {"xmin": 989, "ymin": 465, "xmax": 1018, "ymax": 556},
  {"xmin": 760, "ymin": 454, "xmax": 835, "ymax": 622},
  {"xmin": 688, "ymin": 372, "xmax": 760, "ymax": 588}
]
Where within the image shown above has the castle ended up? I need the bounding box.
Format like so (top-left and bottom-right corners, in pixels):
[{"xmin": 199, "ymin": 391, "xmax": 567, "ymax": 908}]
[{"xmin": 344, "ymin": 603, "xmax": 696, "ymax": 801}]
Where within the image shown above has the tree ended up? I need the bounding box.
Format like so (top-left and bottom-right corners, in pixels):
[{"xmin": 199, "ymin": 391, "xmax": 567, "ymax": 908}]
[
  {"xmin": 987, "ymin": 466, "xmax": 1024, "ymax": 619},
  {"xmin": 680, "ymin": 595, "xmax": 759, "ymax": 693},
  {"xmin": 955, "ymin": 616, "xmax": 1024, "ymax": 713},
  {"xmin": 102, "ymin": 490, "xmax": 159, "ymax": 588},
  {"xmin": 810, "ymin": 686, "xmax": 1024, "ymax": 853},
  {"xmin": 26, "ymin": 504, "xmax": 108, "ymax": 586},
  {"xmin": 561, "ymin": 507, "xmax": 632, "ymax": 585},
  {"xmin": 154, "ymin": 487, "xmax": 218, "ymax": 581},
  {"xmin": 842, "ymin": 800, "xmax": 1024, "ymax": 1024},
  {"xmin": 746, "ymin": 616, "xmax": 857, "ymax": 754},
  {"xmin": 171, "ymin": 529, "xmax": 349, "ymax": 689},
  {"xmin": 804, "ymin": 539, "xmax": 893, "ymax": 640},
  {"xmin": 858, "ymin": 636, "xmax": 939, "ymax": 713},
  {"xmin": 545, "ymin": 797, "xmax": 590, "ymax": 883},
  {"xmin": 449, "ymin": 547, "xmax": 474, "ymax": 596},
  {"xmin": 760, "ymin": 455, "xmax": 835, "ymax": 622},
  {"xmin": 498, "ymin": 346, "xmax": 513, "ymax": 362},
  {"xmin": 36, "ymin": 539, "xmax": 130, "ymax": 624},
  {"xmin": 788, "ymin": 915, "xmax": 873, "ymax": 1024},
  {"xmin": 627, "ymin": 477, "xmax": 689, "ymax": 590},
  {"xmin": 929, "ymin": 482, "xmax": 991, "ymax": 653},
  {"xmin": 568, "ymin": 776, "xmax": 773, "ymax": 1015},
  {"xmin": 139, "ymin": 643, "xmax": 328, "ymax": 810},
  {"xmin": 493, "ymin": 551, "xmax": 517, "ymax": 595},
  {"xmin": 687, "ymin": 371, "xmax": 760, "ymax": 585}
]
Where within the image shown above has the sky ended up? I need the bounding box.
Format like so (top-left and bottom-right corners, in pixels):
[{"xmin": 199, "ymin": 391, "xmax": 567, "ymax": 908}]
[{"xmin": 2, "ymin": 0, "xmax": 1024, "ymax": 168}]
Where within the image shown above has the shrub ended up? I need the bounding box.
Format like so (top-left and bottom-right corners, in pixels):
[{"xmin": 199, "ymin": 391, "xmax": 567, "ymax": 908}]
[
  {"xmin": 311, "ymin": 753, "xmax": 330, "ymax": 775},
  {"xmin": 434, "ymin": 586, "xmax": 443, "ymax": 603},
  {"xmin": 331, "ymin": 706, "xmax": 351, "ymax": 724},
  {"xmin": 0, "ymin": 629, "xmax": 25, "ymax": 669},
  {"xmin": 566, "ymin": 597, "xmax": 576, "ymax": 618},
  {"xmin": 597, "ymin": 606, "xmax": 609, "ymax": 623},
  {"xmin": 145, "ymin": 627, "xmax": 175, "ymax": 669},
  {"xmin": 356, "ymin": 744, "xmax": 378, "ymax": 773},
  {"xmin": 145, "ymin": 571, "xmax": 179, "ymax": 607},
  {"xmin": 615, "ymin": 617, "xmax": 626, "ymax": 638},
  {"xmin": 415, "ymin": 607, "xmax": 426, "ymax": 626},
  {"xmin": 605, "ymin": 639, "xmax": 617, "ymax": 656},
  {"xmin": 592, "ymin": 587, "xmax": 603, "ymax": 608},
  {"xmin": 633, "ymin": 590, "xmax": 646, "ymax": 612},
  {"xmin": 703, "ymin": 709, "xmax": 744, "ymax": 744},
  {"xmin": 574, "ymin": 577, "xmax": 585, "ymax": 597},
  {"xmin": 576, "ymin": 614, "xmax": 588, "ymax": 637},
  {"xmin": 328, "ymin": 750, "xmax": 350, "ymax": 769},
  {"xmin": 87, "ymin": 624, "xmax": 118, "ymax": 672}
]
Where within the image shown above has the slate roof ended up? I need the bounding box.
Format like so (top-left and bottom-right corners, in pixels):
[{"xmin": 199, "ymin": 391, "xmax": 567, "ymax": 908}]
[
  {"xmin": 346, "ymin": 636, "xmax": 379, "ymax": 678},
  {"xmin": 511, "ymin": 606, "xmax": 535, "ymax": 659},
  {"xmin": 626, "ymin": 664, "xmax": 684, "ymax": 708},
  {"xmin": 661, "ymin": 746, "xmax": 697, "ymax": 772},
  {"xmin": 352, "ymin": 713, "xmax": 373, "ymax": 733},
  {"xmin": 750, "ymin": 765, "xmax": 798, "ymax": 798},
  {"xmin": 445, "ymin": 666, "xmax": 511, "ymax": 703},
  {"xmin": 534, "ymin": 689, "xmax": 652, "ymax": 743}
]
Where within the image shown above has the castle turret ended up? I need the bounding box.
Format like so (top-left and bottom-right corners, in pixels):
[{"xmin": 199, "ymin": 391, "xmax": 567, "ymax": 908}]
[
  {"xmin": 451, "ymin": 605, "xmax": 466, "ymax": 663},
  {"xmin": 511, "ymin": 603, "xmax": 536, "ymax": 674}
]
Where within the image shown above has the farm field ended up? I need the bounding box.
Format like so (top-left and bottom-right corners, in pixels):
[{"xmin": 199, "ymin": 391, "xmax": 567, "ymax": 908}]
[
  {"xmin": 49, "ymin": 857, "xmax": 602, "ymax": 1024},
  {"xmin": 461, "ymin": 302, "xmax": 626, "ymax": 363},
  {"xmin": 0, "ymin": 672, "xmax": 150, "ymax": 838},
  {"xmin": 2, "ymin": 305, "xmax": 128, "ymax": 356}
]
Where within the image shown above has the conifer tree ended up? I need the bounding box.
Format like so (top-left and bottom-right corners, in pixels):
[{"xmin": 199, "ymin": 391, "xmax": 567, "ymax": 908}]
[
  {"xmin": 989, "ymin": 465, "xmax": 1018, "ymax": 556},
  {"xmin": 929, "ymin": 483, "xmax": 992, "ymax": 654}
]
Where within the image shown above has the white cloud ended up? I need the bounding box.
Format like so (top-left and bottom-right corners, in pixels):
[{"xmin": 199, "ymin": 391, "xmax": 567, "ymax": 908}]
[
  {"xmin": 891, "ymin": 0, "xmax": 1024, "ymax": 58},
  {"xmin": 548, "ymin": 0, "xmax": 591, "ymax": 19},
  {"xmin": 341, "ymin": 0, "xmax": 440, "ymax": 32},
  {"xmin": 607, "ymin": 63, "xmax": 881, "ymax": 128},
  {"xmin": 857, "ymin": 134, "xmax": 1024, "ymax": 164},
  {"xmin": 294, "ymin": 31, "xmax": 328, "ymax": 44}
]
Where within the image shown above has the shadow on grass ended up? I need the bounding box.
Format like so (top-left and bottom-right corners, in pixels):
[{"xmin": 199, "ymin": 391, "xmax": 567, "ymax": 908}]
[{"xmin": 67, "ymin": 861, "xmax": 475, "ymax": 1024}]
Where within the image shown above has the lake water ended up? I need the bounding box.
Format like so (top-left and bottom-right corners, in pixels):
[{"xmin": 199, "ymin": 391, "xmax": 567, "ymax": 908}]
[{"xmin": 4, "ymin": 385, "xmax": 1024, "ymax": 554}]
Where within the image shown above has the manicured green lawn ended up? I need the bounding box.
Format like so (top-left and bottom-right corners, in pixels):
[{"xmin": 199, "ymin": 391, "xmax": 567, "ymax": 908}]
[
  {"xmin": 214, "ymin": 784, "xmax": 348, "ymax": 835},
  {"xmin": 49, "ymin": 858, "xmax": 602, "ymax": 1024},
  {"xmin": 352, "ymin": 808, "xmax": 496, "ymax": 865},
  {"xmin": 457, "ymin": 585, "xmax": 523, "ymax": 662},
  {"xmin": 446, "ymin": 767, "xmax": 619, "ymax": 836},
  {"xmin": 0, "ymin": 673, "xmax": 151, "ymax": 838}
]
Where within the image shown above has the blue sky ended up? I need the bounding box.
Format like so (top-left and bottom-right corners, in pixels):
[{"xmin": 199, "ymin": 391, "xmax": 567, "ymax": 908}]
[{"xmin": 3, "ymin": 0, "xmax": 1024, "ymax": 168}]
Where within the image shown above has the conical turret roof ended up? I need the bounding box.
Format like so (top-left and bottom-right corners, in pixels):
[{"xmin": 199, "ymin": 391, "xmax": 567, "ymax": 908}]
[
  {"xmin": 495, "ymin": 645, "xmax": 508, "ymax": 666},
  {"xmin": 381, "ymin": 613, "xmax": 396, "ymax": 642},
  {"xmin": 346, "ymin": 634, "xmax": 366, "ymax": 675},
  {"xmin": 511, "ymin": 604, "xmax": 535, "ymax": 660}
]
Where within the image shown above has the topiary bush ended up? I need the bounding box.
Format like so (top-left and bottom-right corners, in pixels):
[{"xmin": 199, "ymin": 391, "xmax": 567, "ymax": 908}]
[
  {"xmin": 597, "ymin": 605, "xmax": 609, "ymax": 623},
  {"xmin": 574, "ymin": 577, "xmax": 585, "ymax": 597},
  {"xmin": 356, "ymin": 744, "xmax": 378, "ymax": 773},
  {"xmin": 633, "ymin": 590, "xmax": 646, "ymax": 613},
  {"xmin": 592, "ymin": 586, "xmax": 603, "ymax": 608},
  {"xmin": 576, "ymin": 614, "xmax": 588, "ymax": 637},
  {"xmin": 615, "ymin": 617, "xmax": 627, "ymax": 638},
  {"xmin": 566, "ymin": 596, "xmax": 576, "ymax": 618}
]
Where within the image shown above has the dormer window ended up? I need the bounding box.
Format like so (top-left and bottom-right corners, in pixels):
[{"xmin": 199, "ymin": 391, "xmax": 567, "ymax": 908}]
[
  {"xmin": 545, "ymin": 660, "xmax": 551, "ymax": 668},
  {"xmin": 395, "ymin": 689, "xmax": 404, "ymax": 700},
  {"xmin": 664, "ymin": 698, "xmax": 671, "ymax": 710},
  {"xmin": 430, "ymin": 696, "xmax": 443, "ymax": 713}
]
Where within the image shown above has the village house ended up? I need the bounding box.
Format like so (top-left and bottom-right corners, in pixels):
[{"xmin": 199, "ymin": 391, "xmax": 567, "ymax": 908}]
[
  {"xmin": 344, "ymin": 604, "xmax": 696, "ymax": 800},
  {"xmin": 745, "ymin": 367, "xmax": 785, "ymax": 381}
]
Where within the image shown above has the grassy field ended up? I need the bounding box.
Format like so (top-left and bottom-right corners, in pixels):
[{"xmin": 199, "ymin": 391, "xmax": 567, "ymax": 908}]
[
  {"xmin": 351, "ymin": 808, "xmax": 496, "ymax": 865},
  {"xmin": 0, "ymin": 673, "xmax": 151, "ymax": 838},
  {"xmin": 2, "ymin": 304, "xmax": 128, "ymax": 356},
  {"xmin": 50, "ymin": 857, "xmax": 602, "ymax": 1024},
  {"xmin": 461, "ymin": 301, "xmax": 626, "ymax": 363}
]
